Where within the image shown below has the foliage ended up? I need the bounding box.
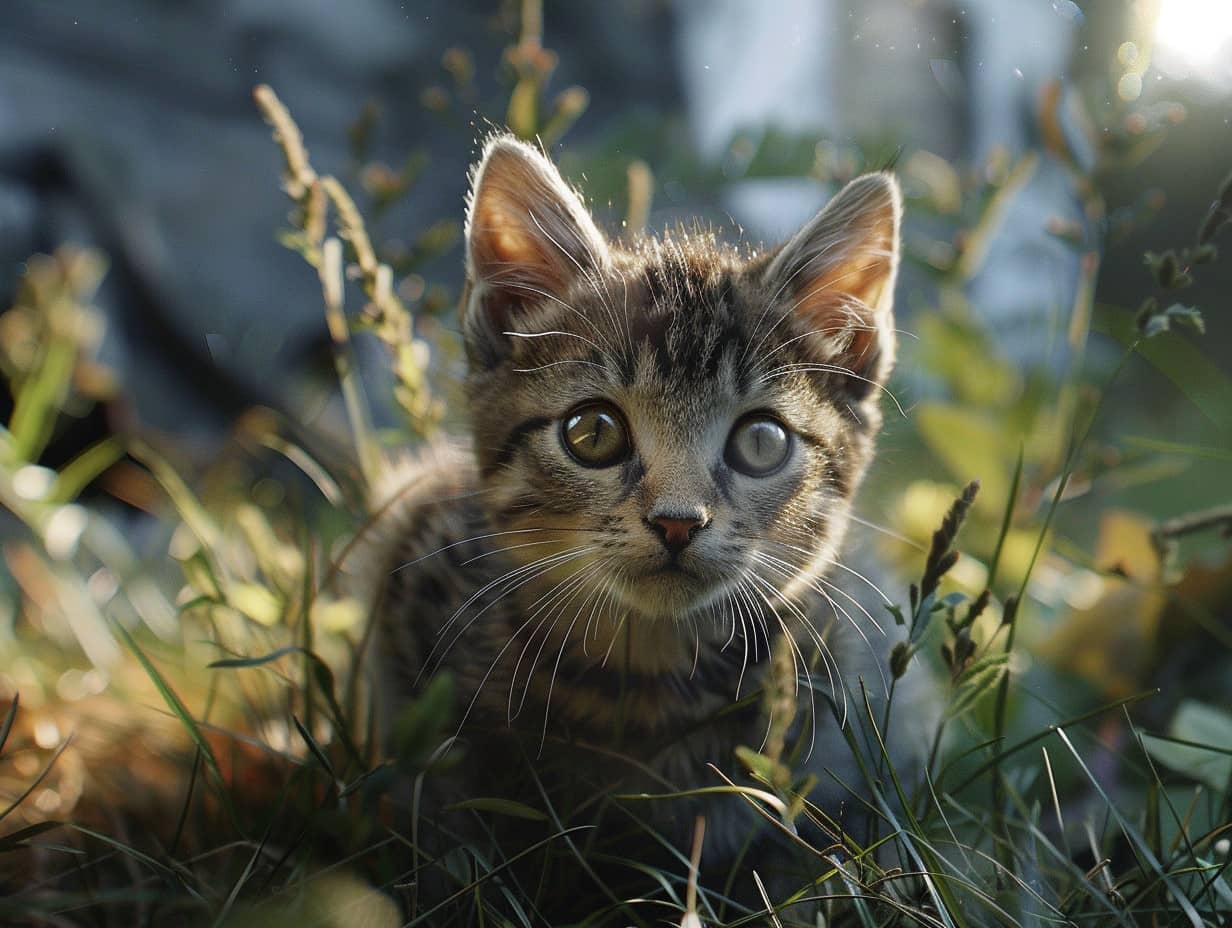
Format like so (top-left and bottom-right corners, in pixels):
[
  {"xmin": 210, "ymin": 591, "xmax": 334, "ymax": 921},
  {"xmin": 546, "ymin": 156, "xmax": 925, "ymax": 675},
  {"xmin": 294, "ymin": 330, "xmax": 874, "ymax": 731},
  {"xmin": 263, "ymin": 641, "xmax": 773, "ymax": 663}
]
[{"xmin": 2, "ymin": 2, "xmax": 1231, "ymax": 926}]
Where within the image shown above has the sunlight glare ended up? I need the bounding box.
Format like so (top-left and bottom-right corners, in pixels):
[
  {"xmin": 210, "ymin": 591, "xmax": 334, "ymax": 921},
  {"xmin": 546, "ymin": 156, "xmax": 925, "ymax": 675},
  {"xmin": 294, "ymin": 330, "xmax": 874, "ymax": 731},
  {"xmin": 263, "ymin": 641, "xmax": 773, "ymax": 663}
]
[{"xmin": 1153, "ymin": 0, "xmax": 1232, "ymax": 89}]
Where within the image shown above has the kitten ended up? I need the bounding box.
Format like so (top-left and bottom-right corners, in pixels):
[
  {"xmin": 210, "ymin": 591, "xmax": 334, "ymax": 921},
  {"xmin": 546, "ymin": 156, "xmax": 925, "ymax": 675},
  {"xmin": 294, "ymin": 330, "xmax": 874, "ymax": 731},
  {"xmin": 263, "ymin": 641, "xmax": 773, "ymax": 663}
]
[{"xmin": 365, "ymin": 135, "xmax": 911, "ymax": 893}]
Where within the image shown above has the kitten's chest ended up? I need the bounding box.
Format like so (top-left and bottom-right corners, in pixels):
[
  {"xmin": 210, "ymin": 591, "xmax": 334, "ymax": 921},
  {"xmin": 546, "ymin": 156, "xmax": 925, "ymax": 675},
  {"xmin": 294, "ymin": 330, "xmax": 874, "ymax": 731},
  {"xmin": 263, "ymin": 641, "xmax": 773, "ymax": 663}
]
[
  {"xmin": 458, "ymin": 588, "xmax": 770, "ymax": 750},
  {"xmin": 386, "ymin": 535, "xmax": 766, "ymax": 770}
]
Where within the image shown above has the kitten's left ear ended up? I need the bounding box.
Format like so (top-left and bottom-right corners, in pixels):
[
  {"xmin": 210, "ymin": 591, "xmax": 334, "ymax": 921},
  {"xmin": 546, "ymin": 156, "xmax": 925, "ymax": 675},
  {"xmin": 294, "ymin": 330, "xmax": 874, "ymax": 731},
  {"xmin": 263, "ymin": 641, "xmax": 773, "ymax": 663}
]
[
  {"xmin": 463, "ymin": 135, "xmax": 611, "ymax": 362},
  {"xmin": 763, "ymin": 173, "xmax": 901, "ymax": 397}
]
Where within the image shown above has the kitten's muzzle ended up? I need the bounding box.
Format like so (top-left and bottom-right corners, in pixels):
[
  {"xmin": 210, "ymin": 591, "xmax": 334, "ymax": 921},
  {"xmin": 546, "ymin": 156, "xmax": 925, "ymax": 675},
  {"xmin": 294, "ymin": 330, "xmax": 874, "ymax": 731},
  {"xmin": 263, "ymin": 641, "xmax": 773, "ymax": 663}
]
[{"xmin": 646, "ymin": 511, "xmax": 710, "ymax": 556}]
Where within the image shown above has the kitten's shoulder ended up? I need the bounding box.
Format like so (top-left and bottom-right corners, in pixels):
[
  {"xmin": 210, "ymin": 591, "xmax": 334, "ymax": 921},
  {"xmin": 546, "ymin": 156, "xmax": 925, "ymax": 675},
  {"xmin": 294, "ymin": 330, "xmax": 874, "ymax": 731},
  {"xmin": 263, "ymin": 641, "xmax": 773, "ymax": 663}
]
[
  {"xmin": 368, "ymin": 441, "xmax": 479, "ymax": 523},
  {"xmin": 351, "ymin": 441, "xmax": 499, "ymax": 697},
  {"xmin": 347, "ymin": 441, "xmax": 485, "ymax": 625},
  {"xmin": 354, "ymin": 440, "xmax": 483, "ymax": 593}
]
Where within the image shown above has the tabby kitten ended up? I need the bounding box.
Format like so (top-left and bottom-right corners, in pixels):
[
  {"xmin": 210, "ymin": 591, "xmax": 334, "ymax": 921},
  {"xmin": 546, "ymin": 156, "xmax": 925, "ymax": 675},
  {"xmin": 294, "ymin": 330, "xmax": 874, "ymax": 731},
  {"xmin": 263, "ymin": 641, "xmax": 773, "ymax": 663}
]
[{"xmin": 367, "ymin": 135, "xmax": 907, "ymax": 872}]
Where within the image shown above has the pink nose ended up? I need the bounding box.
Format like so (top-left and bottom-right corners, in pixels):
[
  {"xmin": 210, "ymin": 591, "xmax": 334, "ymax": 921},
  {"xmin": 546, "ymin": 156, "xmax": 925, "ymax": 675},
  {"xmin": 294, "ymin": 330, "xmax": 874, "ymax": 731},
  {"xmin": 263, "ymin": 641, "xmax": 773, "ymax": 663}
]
[{"xmin": 648, "ymin": 514, "xmax": 708, "ymax": 554}]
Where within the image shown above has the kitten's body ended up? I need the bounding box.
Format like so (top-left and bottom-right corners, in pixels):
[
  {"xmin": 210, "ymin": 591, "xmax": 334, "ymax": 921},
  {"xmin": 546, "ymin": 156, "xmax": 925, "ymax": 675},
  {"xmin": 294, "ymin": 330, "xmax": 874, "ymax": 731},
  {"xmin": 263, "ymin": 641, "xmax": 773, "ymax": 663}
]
[
  {"xmin": 369, "ymin": 441, "xmax": 890, "ymax": 858},
  {"xmin": 364, "ymin": 137, "xmax": 918, "ymax": 901}
]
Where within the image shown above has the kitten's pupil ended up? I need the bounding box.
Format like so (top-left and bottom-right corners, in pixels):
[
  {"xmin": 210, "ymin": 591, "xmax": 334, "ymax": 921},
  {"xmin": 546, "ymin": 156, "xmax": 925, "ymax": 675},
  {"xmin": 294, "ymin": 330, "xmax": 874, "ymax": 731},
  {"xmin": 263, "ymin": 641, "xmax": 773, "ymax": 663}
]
[
  {"xmin": 563, "ymin": 403, "xmax": 629, "ymax": 467},
  {"xmin": 726, "ymin": 415, "xmax": 791, "ymax": 476}
]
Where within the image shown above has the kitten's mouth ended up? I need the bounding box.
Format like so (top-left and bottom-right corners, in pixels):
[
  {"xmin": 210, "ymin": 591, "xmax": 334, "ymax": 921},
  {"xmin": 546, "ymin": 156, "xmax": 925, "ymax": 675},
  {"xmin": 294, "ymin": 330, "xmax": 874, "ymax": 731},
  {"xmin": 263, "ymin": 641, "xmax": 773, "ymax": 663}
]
[
  {"xmin": 646, "ymin": 562, "xmax": 692, "ymax": 578},
  {"xmin": 624, "ymin": 558, "xmax": 730, "ymax": 616}
]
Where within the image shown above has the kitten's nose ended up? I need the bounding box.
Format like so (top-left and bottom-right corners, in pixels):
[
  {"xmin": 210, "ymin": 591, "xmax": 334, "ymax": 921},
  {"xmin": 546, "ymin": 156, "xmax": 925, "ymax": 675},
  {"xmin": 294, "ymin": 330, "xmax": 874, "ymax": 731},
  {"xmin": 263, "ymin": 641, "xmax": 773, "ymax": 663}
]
[{"xmin": 647, "ymin": 511, "xmax": 709, "ymax": 555}]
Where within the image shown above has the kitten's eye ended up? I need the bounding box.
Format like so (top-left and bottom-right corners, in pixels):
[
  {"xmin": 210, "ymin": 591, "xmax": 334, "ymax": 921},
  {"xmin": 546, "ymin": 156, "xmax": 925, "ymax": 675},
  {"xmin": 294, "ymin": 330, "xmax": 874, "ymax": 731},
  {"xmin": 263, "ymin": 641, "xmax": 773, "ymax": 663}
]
[
  {"xmin": 725, "ymin": 415, "xmax": 791, "ymax": 476},
  {"xmin": 562, "ymin": 402, "xmax": 630, "ymax": 468}
]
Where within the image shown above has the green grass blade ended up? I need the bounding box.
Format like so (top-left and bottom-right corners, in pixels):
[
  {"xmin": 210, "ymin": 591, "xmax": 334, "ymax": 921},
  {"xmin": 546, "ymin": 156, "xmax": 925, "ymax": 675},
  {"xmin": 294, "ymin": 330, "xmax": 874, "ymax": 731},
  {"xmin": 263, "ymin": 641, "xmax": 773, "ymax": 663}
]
[
  {"xmin": 208, "ymin": 645, "xmax": 301, "ymax": 669},
  {"xmin": 0, "ymin": 737, "xmax": 71, "ymax": 825},
  {"xmin": 1054, "ymin": 727, "xmax": 1204, "ymax": 927},
  {"xmin": 401, "ymin": 826, "xmax": 593, "ymax": 927},
  {"xmin": 986, "ymin": 443, "xmax": 1024, "ymax": 591},
  {"xmin": 445, "ymin": 798, "xmax": 549, "ymax": 822},
  {"xmin": 71, "ymin": 824, "xmax": 207, "ymax": 904},
  {"xmin": 0, "ymin": 820, "xmax": 64, "ymax": 854},
  {"xmin": 292, "ymin": 714, "xmax": 338, "ymax": 783},
  {"xmin": 48, "ymin": 436, "xmax": 125, "ymax": 504},
  {"xmin": 946, "ymin": 689, "xmax": 1158, "ymax": 794},
  {"xmin": 113, "ymin": 622, "xmax": 233, "ymax": 817},
  {"xmin": 0, "ymin": 694, "xmax": 17, "ymax": 756}
]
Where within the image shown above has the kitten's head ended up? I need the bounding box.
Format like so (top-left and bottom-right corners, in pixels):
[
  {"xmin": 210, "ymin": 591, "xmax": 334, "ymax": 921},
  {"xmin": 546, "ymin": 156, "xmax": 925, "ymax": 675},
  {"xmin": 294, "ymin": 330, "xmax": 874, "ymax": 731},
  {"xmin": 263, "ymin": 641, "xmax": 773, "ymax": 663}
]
[{"xmin": 461, "ymin": 136, "xmax": 900, "ymax": 624}]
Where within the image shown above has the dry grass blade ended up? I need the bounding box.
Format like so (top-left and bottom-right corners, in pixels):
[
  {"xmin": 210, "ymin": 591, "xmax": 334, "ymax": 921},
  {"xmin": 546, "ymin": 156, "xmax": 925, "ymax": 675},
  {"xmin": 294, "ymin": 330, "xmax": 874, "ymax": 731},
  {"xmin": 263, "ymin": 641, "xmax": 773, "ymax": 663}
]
[
  {"xmin": 680, "ymin": 815, "xmax": 705, "ymax": 928},
  {"xmin": 752, "ymin": 870, "xmax": 785, "ymax": 928},
  {"xmin": 253, "ymin": 84, "xmax": 317, "ymax": 199},
  {"xmin": 318, "ymin": 236, "xmax": 380, "ymax": 486}
]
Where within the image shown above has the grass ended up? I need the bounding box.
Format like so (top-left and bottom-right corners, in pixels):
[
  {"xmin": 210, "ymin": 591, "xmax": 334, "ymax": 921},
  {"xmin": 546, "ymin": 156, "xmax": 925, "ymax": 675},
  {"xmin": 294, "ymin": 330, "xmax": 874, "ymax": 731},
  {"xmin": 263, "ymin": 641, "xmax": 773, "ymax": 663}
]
[{"xmin": 3, "ymin": 3, "xmax": 1232, "ymax": 925}]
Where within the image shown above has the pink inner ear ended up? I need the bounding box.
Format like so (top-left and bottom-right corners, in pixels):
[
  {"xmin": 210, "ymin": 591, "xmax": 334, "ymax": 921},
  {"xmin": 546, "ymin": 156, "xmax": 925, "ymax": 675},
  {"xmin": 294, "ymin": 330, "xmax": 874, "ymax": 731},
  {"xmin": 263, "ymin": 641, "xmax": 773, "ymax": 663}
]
[
  {"xmin": 466, "ymin": 141, "xmax": 609, "ymax": 307},
  {"xmin": 471, "ymin": 202, "xmax": 564, "ymax": 292},
  {"xmin": 792, "ymin": 252, "xmax": 893, "ymax": 374}
]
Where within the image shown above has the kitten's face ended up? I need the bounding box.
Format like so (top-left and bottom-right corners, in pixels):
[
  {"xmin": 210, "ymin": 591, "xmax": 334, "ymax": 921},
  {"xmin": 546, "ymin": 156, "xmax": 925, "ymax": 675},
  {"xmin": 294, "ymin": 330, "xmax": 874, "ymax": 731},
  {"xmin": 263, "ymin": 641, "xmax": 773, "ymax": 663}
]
[{"xmin": 461, "ymin": 138, "xmax": 900, "ymax": 624}]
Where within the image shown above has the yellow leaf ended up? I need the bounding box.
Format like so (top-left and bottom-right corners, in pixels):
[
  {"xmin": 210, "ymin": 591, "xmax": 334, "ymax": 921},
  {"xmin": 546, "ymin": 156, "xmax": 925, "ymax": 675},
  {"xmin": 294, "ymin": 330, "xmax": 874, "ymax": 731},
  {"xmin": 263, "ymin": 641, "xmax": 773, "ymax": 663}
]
[
  {"xmin": 914, "ymin": 403, "xmax": 1010, "ymax": 513},
  {"xmin": 311, "ymin": 597, "xmax": 364, "ymax": 634},
  {"xmin": 1038, "ymin": 510, "xmax": 1164, "ymax": 696},
  {"xmin": 226, "ymin": 582, "xmax": 283, "ymax": 627}
]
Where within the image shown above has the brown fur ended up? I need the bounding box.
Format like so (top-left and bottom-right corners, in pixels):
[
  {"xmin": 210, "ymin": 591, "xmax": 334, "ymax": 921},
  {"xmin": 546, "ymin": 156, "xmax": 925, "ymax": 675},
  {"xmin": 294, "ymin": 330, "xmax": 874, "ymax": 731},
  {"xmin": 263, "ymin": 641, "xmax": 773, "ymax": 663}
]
[{"xmin": 363, "ymin": 136, "xmax": 911, "ymax": 874}]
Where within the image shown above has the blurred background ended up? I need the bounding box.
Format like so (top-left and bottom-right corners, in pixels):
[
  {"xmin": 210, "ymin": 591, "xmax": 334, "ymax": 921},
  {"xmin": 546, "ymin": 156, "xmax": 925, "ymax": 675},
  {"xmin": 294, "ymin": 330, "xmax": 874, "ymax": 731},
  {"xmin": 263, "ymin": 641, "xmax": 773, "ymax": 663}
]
[
  {"xmin": 2, "ymin": 0, "xmax": 1228, "ymax": 428},
  {"xmin": 1, "ymin": 0, "xmax": 1230, "ymax": 769}
]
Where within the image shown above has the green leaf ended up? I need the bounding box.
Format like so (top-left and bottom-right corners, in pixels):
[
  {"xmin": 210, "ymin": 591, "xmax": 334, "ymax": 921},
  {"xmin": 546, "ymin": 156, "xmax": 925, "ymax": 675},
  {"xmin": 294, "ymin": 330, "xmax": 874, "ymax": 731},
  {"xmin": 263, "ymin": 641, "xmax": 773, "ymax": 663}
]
[
  {"xmin": 1122, "ymin": 434, "xmax": 1232, "ymax": 463},
  {"xmin": 1140, "ymin": 701, "xmax": 1232, "ymax": 791},
  {"xmin": 885, "ymin": 602, "xmax": 906, "ymax": 626},
  {"xmin": 1096, "ymin": 304, "xmax": 1232, "ymax": 435},
  {"xmin": 209, "ymin": 643, "xmax": 363, "ymax": 769},
  {"xmin": 390, "ymin": 672, "xmax": 454, "ymax": 769},
  {"xmin": 9, "ymin": 337, "xmax": 77, "ymax": 464},
  {"xmin": 207, "ymin": 645, "xmax": 301, "ymax": 669},
  {"xmin": 732, "ymin": 126, "xmax": 822, "ymax": 180},
  {"xmin": 292, "ymin": 715, "xmax": 337, "ymax": 782},
  {"xmin": 0, "ymin": 738, "xmax": 71, "ymax": 825},
  {"xmin": 914, "ymin": 402, "xmax": 1010, "ymax": 509},
  {"xmin": 956, "ymin": 152, "xmax": 1038, "ymax": 281},
  {"xmin": 953, "ymin": 652, "xmax": 1009, "ymax": 688},
  {"xmin": 129, "ymin": 442, "xmax": 222, "ymax": 550},
  {"xmin": 915, "ymin": 312, "xmax": 1019, "ymax": 405},
  {"xmin": 71, "ymin": 825, "xmax": 201, "ymax": 897},
  {"xmin": 445, "ymin": 797, "xmax": 548, "ymax": 822}
]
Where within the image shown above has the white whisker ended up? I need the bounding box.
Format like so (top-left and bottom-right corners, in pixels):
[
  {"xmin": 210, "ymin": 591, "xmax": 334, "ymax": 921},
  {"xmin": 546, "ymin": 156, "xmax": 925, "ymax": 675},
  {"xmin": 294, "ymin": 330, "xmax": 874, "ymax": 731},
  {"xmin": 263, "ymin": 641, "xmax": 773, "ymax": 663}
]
[{"xmin": 421, "ymin": 545, "xmax": 594, "ymax": 682}]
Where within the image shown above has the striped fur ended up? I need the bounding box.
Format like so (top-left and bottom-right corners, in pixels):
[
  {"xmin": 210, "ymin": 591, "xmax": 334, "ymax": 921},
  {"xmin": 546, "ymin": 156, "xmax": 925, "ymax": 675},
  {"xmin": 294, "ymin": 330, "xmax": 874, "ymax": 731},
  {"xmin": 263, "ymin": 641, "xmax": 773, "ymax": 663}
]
[{"xmin": 363, "ymin": 136, "xmax": 911, "ymax": 863}]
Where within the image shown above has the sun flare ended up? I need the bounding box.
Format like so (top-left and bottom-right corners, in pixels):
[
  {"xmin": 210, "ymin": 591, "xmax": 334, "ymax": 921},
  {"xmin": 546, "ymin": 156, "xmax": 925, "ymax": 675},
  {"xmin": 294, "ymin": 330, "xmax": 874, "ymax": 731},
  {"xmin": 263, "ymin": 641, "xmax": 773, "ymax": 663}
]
[{"xmin": 1153, "ymin": 0, "xmax": 1232, "ymax": 88}]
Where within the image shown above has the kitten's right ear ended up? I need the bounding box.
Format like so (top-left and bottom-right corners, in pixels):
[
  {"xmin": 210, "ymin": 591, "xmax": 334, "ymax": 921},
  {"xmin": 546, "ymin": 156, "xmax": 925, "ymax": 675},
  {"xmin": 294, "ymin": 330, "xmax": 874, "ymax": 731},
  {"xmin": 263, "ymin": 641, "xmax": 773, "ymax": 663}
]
[
  {"xmin": 463, "ymin": 135, "xmax": 610, "ymax": 362},
  {"xmin": 761, "ymin": 172, "xmax": 902, "ymax": 400}
]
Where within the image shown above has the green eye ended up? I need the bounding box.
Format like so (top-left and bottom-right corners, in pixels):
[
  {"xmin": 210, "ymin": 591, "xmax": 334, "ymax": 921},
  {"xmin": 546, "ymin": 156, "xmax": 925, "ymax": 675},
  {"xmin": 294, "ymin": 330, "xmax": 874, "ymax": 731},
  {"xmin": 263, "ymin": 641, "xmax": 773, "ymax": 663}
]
[
  {"xmin": 562, "ymin": 402, "xmax": 630, "ymax": 468},
  {"xmin": 725, "ymin": 415, "xmax": 791, "ymax": 476}
]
